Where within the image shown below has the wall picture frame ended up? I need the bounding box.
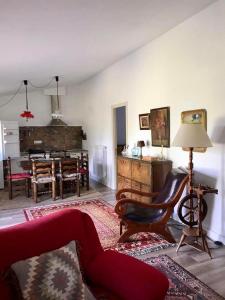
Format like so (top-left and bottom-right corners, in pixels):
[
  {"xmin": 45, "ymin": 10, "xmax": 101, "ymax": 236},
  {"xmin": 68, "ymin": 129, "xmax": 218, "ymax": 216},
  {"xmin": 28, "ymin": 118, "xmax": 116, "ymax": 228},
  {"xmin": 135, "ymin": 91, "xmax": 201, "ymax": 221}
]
[
  {"xmin": 150, "ymin": 106, "xmax": 170, "ymax": 147},
  {"xmin": 139, "ymin": 113, "xmax": 150, "ymax": 130},
  {"xmin": 181, "ymin": 108, "xmax": 207, "ymax": 152}
]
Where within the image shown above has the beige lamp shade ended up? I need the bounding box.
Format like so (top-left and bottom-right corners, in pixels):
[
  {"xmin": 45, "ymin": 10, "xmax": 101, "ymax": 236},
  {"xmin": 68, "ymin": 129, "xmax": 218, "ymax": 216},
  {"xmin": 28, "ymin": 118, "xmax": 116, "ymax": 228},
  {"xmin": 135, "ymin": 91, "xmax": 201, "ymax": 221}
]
[{"xmin": 172, "ymin": 123, "xmax": 212, "ymax": 148}]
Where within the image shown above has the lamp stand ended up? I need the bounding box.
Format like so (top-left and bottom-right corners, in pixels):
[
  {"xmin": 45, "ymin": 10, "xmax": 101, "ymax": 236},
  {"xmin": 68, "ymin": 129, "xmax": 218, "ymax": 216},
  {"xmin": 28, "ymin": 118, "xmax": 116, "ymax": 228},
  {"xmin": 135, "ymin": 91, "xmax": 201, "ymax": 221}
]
[
  {"xmin": 139, "ymin": 147, "xmax": 143, "ymax": 159},
  {"xmin": 188, "ymin": 147, "xmax": 194, "ymax": 193},
  {"xmin": 187, "ymin": 147, "xmax": 195, "ymax": 227}
]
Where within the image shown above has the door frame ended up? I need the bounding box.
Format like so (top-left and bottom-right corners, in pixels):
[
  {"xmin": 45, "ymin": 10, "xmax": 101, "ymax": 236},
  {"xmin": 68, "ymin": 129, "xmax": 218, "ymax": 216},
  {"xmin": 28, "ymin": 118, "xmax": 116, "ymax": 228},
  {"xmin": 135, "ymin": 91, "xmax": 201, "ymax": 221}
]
[{"xmin": 112, "ymin": 102, "xmax": 128, "ymax": 190}]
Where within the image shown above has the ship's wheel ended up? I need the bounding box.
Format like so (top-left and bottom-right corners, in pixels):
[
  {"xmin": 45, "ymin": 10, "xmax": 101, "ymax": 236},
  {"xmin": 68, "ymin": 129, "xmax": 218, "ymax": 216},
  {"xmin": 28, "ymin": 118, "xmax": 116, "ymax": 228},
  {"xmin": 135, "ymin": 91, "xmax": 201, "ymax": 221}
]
[{"xmin": 177, "ymin": 194, "xmax": 208, "ymax": 226}]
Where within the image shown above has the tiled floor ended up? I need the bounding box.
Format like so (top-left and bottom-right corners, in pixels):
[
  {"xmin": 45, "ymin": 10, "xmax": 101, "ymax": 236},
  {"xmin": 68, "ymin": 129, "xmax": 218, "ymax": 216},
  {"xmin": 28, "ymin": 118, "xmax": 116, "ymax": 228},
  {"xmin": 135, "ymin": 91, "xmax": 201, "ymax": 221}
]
[{"xmin": 1, "ymin": 180, "xmax": 225, "ymax": 297}]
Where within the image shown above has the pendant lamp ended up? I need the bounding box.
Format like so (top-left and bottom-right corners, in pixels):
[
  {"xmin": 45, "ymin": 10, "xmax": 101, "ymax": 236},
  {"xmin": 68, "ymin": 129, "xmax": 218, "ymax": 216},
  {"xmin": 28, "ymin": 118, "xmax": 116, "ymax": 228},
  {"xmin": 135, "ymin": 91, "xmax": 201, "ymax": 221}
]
[{"xmin": 20, "ymin": 80, "xmax": 34, "ymax": 121}]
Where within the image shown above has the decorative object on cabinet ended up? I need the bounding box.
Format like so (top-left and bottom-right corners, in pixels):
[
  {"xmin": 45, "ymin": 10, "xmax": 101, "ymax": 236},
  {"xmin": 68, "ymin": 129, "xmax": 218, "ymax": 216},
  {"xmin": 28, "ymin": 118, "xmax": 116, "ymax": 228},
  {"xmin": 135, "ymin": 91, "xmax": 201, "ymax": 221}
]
[
  {"xmin": 159, "ymin": 144, "xmax": 165, "ymax": 160},
  {"xmin": 115, "ymin": 169, "xmax": 188, "ymax": 242},
  {"xmin": 131, "ymin": 144, "xmax": 139, "ymax": 157},
  {"xmin": 150, "ymin": 107, "xmax": 170, "ymax": 147},
  {"xmin": 137, "ymin": 140, "xmax": 145, "ymax": 159},
  {"xmin": 117, "ymin": 156, "xmax": 172, "ymax": 203},
  {"xmin": 139, "ymin": 113, "xmax": 150, "ymax": 130},
  {"xmin": 121, "ymin": 145, "xmax": 128, "ymax": 156},
  {"xmin": 20, "ymin": 80, "xmax": 34, "ymax": 121},
  {"xmin": 181, "ymin": 108, "xmax": 207, "ymax": 152}
]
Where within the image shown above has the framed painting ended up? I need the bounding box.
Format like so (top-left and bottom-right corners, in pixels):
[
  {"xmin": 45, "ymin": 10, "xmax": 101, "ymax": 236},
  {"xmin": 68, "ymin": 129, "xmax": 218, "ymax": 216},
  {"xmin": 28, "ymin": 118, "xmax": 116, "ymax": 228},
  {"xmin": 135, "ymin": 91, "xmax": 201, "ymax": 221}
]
[
  {"xmin": 150, "ymin": 107, "xmax": 170, "ymax": 147},
  {"xmin": 181, "ymin": 108, "xmax": 207, "ymax": 152},
  {"xmin": 139, "ymin": 113, "xmax": 150, "ymax": 130}
]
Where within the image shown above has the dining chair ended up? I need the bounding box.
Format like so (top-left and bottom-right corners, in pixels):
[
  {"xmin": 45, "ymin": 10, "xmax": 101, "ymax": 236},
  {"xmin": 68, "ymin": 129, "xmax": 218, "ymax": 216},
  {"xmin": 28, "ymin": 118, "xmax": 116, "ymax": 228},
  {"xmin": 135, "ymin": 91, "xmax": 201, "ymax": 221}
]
[
  {"xmin": 6, "ymin": 157, "xmax": 31, "ymax": 200},
  {"xmin": 31, "ymin": 159, "xmax": 56, "ymax": 202},
  {"xmin": 58, "ymin": 158, "xmax": 80, "ymax": 198},
  {"xmin": 79, "ymin": 152, "xmax": 89, "ymax": 190}
]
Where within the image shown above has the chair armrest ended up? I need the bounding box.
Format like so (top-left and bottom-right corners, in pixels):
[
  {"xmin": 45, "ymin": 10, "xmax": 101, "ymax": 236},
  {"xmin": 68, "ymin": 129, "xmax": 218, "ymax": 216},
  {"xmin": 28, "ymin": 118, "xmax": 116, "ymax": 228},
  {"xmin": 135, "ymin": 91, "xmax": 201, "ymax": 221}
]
[
  {"xmin": 115, "ymin": 198, "xmax": 172, "ymax": 217},
  {"xmin": 116, "ymin": 188, "xmax": 159, "ymax": 200}
]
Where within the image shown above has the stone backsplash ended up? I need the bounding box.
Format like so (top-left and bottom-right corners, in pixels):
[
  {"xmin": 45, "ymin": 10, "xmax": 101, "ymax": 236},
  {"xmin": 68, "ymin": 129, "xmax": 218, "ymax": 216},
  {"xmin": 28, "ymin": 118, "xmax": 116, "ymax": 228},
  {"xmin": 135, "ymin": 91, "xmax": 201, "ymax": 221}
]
[{"xmin": 19, "ymin": 126, "xmax": 82, "ymax": 152}]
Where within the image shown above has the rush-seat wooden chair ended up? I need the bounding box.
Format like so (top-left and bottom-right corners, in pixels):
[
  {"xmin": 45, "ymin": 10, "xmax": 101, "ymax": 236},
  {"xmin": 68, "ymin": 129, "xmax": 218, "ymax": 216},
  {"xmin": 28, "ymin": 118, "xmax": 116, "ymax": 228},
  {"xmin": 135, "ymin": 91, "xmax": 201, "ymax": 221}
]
[
  {"xmin": 79, "ymin": 152, "xmax": 89, "ymax": 190},
  {"xmin": 58, "ymin": 158, "xmax": 80, "ymax": 198},
  {"xmin": 6, "ymin": 157, "xmax": 31, "ymax": 200},
  {"xmin": 115, "ymin": 169, "xmax": 189, "ymax": 243},
  {"xmin": 31, "ymin": 160, "xmax": 56, "ymax": 202}
]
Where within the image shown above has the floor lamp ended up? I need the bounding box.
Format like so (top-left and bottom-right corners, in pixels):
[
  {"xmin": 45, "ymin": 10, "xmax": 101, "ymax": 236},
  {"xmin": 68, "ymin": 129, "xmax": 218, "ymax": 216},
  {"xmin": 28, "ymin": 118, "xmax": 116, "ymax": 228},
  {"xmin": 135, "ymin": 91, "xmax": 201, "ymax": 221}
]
[
  {"xmin": 172, "ymin": 123, "xmax": 215, "ymax": 257},
  {"xmin": 172, "ymin": 123, "xmax": 212, "ymax": 194}
]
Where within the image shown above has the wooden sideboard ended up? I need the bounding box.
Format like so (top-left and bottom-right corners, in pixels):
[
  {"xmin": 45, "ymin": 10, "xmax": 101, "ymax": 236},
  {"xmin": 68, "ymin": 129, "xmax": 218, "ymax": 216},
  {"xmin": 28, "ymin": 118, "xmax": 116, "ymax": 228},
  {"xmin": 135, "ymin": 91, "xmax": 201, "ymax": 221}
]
[{"xmin": 117, "ymin": 155, "xmax": 172, "ymax": 202}]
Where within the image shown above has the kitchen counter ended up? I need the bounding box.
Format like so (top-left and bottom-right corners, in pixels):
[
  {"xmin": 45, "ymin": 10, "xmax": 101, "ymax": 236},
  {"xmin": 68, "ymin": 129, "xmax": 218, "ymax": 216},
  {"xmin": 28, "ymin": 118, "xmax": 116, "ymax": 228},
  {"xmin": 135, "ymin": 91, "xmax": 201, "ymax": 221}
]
[{"xmin": 20, "ymin": 149, "xmax": 88, "ymax": 157}]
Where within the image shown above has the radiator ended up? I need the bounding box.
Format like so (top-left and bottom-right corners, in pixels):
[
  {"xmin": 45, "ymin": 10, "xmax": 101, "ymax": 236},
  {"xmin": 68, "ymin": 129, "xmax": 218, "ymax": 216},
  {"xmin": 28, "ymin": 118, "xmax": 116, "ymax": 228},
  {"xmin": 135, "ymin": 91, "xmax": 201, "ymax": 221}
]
[{"xmin": 93, "ymin": 145, "xmax": 107, "ymax": 182}]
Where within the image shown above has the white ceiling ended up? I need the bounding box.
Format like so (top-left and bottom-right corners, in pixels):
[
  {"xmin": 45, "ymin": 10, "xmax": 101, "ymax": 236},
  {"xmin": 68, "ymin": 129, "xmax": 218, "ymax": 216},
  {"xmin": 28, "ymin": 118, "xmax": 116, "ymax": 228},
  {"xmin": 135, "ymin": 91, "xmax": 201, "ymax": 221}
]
[{"xmin": 0, "ymin": 0, "xmax": 217, "ymax": 95}]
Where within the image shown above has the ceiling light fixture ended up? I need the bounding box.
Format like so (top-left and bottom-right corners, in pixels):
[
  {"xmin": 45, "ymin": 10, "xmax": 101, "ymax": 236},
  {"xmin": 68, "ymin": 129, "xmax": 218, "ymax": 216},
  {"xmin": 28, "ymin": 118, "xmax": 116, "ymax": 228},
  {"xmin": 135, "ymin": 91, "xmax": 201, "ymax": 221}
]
[
  {"xmin": 20, "ymin": 80, "xmax": 34, "ymax": 121},
  {"xmin": 51, "ymin": 76, "xmax": 63, "ymax": 119}
]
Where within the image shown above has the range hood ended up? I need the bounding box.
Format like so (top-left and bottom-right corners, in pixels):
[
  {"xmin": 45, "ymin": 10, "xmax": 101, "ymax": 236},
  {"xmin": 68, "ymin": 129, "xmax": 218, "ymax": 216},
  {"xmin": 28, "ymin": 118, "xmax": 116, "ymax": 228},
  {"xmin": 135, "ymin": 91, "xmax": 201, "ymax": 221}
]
[{"xmin": 48, "ymin": 95, "xmax": 68, "ymax": 126}]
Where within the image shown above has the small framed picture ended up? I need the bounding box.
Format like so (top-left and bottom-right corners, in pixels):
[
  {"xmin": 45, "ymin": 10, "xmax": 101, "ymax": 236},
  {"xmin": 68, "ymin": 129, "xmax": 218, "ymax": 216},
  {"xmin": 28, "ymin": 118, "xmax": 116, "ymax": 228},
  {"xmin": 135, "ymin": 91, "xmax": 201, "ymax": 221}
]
[
  {"xmin": 150, "ymin": 106, "xmax": 170, "ymax": 147},
  {"xmin": 139, "ymin": 113, "xmax": 150, "ymax": 130},
  {"xmin": 181, "ymin": 108, "xmax": 207, "ymax": 152}
]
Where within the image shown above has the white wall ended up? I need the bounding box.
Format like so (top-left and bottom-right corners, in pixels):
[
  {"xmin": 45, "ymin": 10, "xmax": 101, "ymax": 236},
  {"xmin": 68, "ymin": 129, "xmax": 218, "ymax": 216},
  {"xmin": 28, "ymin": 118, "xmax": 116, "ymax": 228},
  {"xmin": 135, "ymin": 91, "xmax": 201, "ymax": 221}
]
[
  {"xmin": 70, "ymin": 0, "xmax": 225, "ymax": 243},
  {"xmin": 0, "ymin": 85, "xmax": 85, "ymax": 126},
  {"xmin": 0, "ymin": 91, "xmax": 51, "ymax": 126}
]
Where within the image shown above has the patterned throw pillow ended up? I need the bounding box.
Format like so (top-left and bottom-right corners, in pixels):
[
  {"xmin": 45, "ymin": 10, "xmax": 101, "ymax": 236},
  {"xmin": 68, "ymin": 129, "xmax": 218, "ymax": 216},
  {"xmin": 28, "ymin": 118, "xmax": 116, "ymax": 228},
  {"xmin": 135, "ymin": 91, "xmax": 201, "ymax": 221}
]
[{"xmin": 11, "ymin": 241, "xmax": 95, "ymax": 300}]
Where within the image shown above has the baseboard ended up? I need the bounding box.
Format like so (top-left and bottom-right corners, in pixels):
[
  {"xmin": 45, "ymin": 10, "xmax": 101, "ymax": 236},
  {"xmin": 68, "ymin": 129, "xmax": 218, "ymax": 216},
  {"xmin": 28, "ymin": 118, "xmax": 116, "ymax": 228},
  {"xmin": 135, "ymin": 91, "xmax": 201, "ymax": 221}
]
[
  {"xmin": 171, "ymin": 214, "xmax": 225, "ymax": 244},
  {"xmin": 204, "ymin": 227, "xmax": 225, "ymax": 244}
]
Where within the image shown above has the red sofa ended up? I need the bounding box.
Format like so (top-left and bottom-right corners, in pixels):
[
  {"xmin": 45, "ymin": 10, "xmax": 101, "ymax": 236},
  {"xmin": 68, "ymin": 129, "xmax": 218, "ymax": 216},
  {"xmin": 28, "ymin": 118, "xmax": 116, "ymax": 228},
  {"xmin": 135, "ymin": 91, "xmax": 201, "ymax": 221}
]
[{"xmin": 0, "ymin": 209, "xmax": 169, "ymax": 300}]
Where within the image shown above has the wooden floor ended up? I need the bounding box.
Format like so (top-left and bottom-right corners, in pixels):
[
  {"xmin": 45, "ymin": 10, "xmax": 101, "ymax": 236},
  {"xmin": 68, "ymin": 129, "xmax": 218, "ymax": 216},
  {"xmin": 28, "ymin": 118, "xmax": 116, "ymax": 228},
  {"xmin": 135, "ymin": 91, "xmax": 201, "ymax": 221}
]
[{"xmin": 0, "ymin": 180, "xmax": 225, "ymax": 298}]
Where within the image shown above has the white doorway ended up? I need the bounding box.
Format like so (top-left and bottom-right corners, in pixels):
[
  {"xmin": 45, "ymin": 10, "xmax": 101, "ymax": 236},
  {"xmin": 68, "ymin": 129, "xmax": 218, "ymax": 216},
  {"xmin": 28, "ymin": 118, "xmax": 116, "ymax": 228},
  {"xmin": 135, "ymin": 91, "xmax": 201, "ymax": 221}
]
[{"xmin": 112, "ymin": 103, "xmax": 127, "ymax": 189}]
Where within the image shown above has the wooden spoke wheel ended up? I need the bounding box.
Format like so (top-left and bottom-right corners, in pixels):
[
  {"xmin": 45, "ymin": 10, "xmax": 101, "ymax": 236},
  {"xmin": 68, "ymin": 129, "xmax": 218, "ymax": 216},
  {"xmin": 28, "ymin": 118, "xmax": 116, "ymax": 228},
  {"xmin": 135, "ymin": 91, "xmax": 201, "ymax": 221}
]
[{"xmin": 178, "ymin": 194, "xmax": 208, "ymax": 226}]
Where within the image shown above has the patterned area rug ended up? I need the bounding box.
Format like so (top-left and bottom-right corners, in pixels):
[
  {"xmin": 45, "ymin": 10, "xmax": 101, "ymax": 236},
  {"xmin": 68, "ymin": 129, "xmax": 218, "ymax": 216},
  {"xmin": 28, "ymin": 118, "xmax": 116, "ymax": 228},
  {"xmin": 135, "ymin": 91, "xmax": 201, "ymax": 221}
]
[
  {"xmin": 24, "ymin": 199, "xmax": 224, "ymax": 299},
  {"xmin": 133, "ymin": 254, "xmax": 224, "ymax": 300},
  {"xmin": 24, "ymin": 198, "xmax": 174, "ymax": 251}
]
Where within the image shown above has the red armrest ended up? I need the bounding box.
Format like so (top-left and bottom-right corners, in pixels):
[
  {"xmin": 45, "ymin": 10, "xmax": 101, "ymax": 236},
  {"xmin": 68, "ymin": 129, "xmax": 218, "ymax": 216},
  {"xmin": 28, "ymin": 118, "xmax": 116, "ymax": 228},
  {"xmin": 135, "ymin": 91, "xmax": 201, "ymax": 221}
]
[{"xmin": 87, "ymin": 250, "xmax": 169, "ymax": 300}]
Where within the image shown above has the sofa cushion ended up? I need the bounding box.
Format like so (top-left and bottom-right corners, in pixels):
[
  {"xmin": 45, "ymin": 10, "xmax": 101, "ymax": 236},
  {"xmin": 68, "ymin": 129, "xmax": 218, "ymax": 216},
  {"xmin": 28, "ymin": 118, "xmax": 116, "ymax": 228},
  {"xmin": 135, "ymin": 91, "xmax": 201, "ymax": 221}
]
[{"xmin": 11, "ymin": 240, "xmax": 95, "ymax": 300}]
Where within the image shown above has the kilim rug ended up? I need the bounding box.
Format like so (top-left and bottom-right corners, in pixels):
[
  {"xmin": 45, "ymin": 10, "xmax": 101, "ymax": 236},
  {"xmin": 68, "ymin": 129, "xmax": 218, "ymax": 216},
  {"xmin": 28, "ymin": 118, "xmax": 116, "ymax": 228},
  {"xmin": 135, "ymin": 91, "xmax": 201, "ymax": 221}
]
[
  {"xmin": 131, "ymin": 254, "xmax": 224, "ymax": 300},
  {"xmin": 24, "ymin": 198, "xmax": 175, "ymax": 251}
]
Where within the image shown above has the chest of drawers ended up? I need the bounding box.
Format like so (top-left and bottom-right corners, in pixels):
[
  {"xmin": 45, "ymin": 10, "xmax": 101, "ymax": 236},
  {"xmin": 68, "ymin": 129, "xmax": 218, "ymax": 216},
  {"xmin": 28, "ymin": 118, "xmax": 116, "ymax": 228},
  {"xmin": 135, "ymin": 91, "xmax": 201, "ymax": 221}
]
[{"xmin": 117, "ymin": 156, "xmax": 172, "ymax": 202}]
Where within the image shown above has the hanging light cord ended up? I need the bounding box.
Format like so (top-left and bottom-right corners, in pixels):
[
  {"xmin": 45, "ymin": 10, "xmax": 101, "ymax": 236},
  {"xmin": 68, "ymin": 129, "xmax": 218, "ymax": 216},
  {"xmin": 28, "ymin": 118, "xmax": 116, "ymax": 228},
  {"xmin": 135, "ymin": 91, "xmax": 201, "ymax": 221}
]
[
  {"xmin": 24, "ymin": 80, "xmax": 28, "ymax": 110},
  {"xmin": 0, "ymin": 82, "xmax": 23, "ymax": 108},
  {"xmin": 0, "ymin": 76, "xmax": 62, "ymax": 109},
  {"xmin": 55, "ymin": 76, "xmax": 60, "ymax": 110},
  {"xmin": 28, "ymin": 77, "xmax": 55, "ymax": 89}
]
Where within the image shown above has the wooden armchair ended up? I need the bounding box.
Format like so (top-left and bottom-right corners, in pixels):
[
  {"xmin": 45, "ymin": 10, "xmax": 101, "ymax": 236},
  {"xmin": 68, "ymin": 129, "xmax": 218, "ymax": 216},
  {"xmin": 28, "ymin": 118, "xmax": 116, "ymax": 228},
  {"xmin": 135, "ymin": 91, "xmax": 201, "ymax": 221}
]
[{"xmin": 115, "ymin": 169, "xmax": 188, "ymax": 243}]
